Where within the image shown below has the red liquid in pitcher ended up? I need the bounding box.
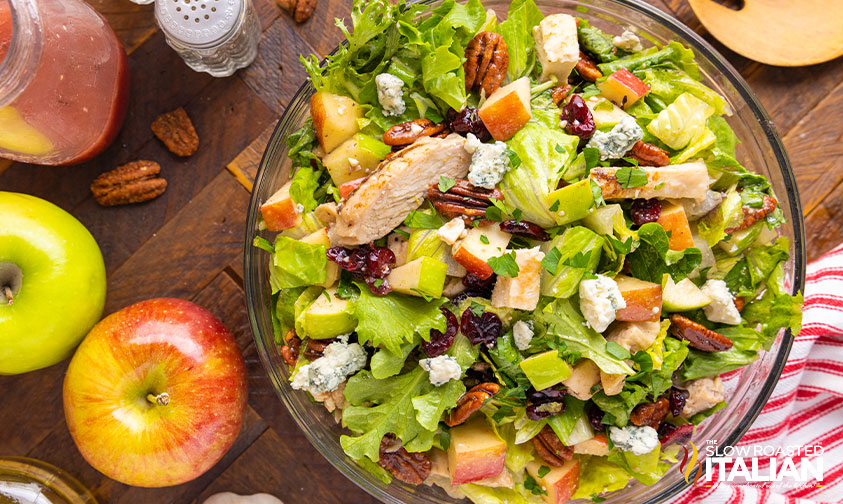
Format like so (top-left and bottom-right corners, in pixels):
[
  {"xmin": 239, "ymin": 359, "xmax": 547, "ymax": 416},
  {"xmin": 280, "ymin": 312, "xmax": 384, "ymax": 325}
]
[{"xmin": 0, "ymin": 0, "xmax": 129, "ymax": 165}]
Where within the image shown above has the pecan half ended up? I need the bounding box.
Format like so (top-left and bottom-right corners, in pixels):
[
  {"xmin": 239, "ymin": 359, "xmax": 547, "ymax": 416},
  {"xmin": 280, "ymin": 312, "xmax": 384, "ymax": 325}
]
[
  {"xmin": 151, "ymin": 107, "xmax": 199, "ymax": 157},
  {"xmin": 531, "ymin": 425, "xmax": 574, "ymax": 467},
  {"xmin": 630, "ymin": 397, "xmax": 670, "ymax": 429},
  {"xmin": 428, "ymin": 180, "xmax": 503, "ymax": 222},
  {"xmin": 669, "ymin": 314, "xmax": 734, "ymax": 352},
  {"xmin": 551, "ymin": 84, "xmax": 573, "ymax": 105},
  {"xmin": 626, "ymin": 141, "xmax": 670, "ymax": 167},
  {"xmin": 383, "ymin": 119, "xmax": 447, "ymax": 146},
  {"xmin": 464, "ymin": 31, "xmax": 509, "ymax": 96},
  {"xmin": 734, "ymin": 296, "xmax": 746, "ymax": 312},
  {"xmin": 91, "ymin": 161, "xmax": 167, "ymax": 207},
  {"xmin": 446, "ymin": 382, "xmax": 500, "ymax": 427},
  {"xmin": 303, "ymin": 337, "xmax": 338, "ymax": 361},
  {"xmin": 277, "ymin": 0, "xmax": 316, "ymax": 22},
  {"xmin": 377, "ymin": 433, "xmax": 431, "ymax": 484},
  {"xmin": 725, "ymin": 195, "xmax": 778, "ymax": 234},
  {"xmin": 281, "ymin": 330, "xmax": 302, "ymax": 366},
  {"xmin": 575, "ymin": 51, "xmax": 603, "ymax": 82}
]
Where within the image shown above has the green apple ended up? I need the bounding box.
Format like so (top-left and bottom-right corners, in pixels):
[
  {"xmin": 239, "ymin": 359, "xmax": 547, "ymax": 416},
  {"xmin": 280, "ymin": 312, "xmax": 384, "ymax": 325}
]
[
  {"xmin": 519, "ymin": 350, "xmax": 572, "ymax": 390},
  {"xmin": 407, "ymin": 229, "xmax": 466, "ymax": 276},
  {"xmin": 662, "ymin": 275, "xmax": 711, "ymax": 312},
  {"xmin": 546, "ymin": 179, "xmax": 596, "ymax": 226},
  {"xmin": 0, "ymin": 192, "xmax": 106, "ymax": 375},
  {"xmin": 303, "ymin": 287, "xmax": 357, "ymax": 339},
  {"xmin": 323, "ymin": 133, "xmax": 391, "ymax": 185},
  {"xmin": 386, "ymin": 256, "xmax": 447, "ymax": 298}
]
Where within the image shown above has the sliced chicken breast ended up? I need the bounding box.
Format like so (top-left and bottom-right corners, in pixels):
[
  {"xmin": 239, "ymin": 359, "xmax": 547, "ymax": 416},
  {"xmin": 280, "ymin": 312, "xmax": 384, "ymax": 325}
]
[{"xmin": 331, "ymin": 134, "xmax": 471, "ymax": 245}]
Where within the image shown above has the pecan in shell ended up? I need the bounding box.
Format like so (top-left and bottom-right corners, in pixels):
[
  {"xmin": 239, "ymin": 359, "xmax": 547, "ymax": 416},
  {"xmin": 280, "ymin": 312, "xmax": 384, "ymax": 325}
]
[
  {"xmin": 277, "ymin": 0, "xmax": 316, "ymax": 23},
  {"xmin": 725, "ymin": 195, "xmax": 778, "ymax": 234},
  {"xmin": 151, "ymin": 107, "xmax": 199, "ymax": 157},
  {"xmin": 464, "ymin": 31, "xmax": 509, "ymax": 96},
  {"xmin": 446, "ymin": 382, "xmax": 500, "ymax": 427},
  {"xmin": 551, "ymin": 85, "xmax": 573, "ymax": 105},
  {"xmin": 630, "ymin": 397, "xmax": 670, "ymax": 429},
  {"xmin": 669, "ymin": 314, "xmax": 734, "ymax": 352},
  {"xmin": 626, "ymin": 141, "xmax": 670, "ymax": 167},
  {"xmin": 575, "ymin": 51, "xmax": 603, "ymax": 82},
  {"xmin": 428, "ymin": 180, "xmax": 503, "ymax": 222},
  {"xmin": 383, "ymin": 118, "xmax": 447, "ymax": 146},
  {"xmin": 91, "ymin": 161, "xmax": 167, "ymax": 207},
  {"xmin": 531, "ymin": 424, "xmax": 574, "ymax": 467},
  {"xmin": 377, "ymin": 433, "xmax": 431, "ymax": 484}
]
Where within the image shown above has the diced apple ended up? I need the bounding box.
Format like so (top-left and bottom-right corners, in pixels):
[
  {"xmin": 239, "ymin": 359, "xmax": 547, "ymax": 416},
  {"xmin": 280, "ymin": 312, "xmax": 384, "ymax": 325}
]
[
  {"xmin": 474, "ymin": 467, "xmax": 514, "ymax": 488},
  {"xmin": 338, "ymin": 177, "xmax": 366, "ymax": 199},
  {"xmin": 657, "ymin": 202, "xmax": 695, "ymax": 251},
  {"xmin": 545, "ymin": 179, "xmax": 597, "ymax": 225},
  {"xmin": 532, "ymin": 14, "xmax": 579, "ymax": 84},
  {"xmin": 386, "ymin": 257, "xmax": 447, "ymax": 298},
  {"xmin": 478, "ymin": 76, "xmax": 532, "ymax": 141},
  {"xmin": 585, "ymin": 96, "xmax": 632, "ymax": 129},
  {"xmin": 662, "ymin": 276, "xmax": 711, "ymax": 312},
  {"xmin": 448, "ymin": 417, "xmax": 507, "ymax": 485},
  {"xmin": 302, "ymin": 287, "xmax": 357, "ymax": 339},
  {"xmin": 520, "ymin": 350, "xmax": 573, "ymax": 391},
  {"xmin": 310, "ymin": 91, "xmax": 363, "ymax": 153},
  {"xmin": 407, "ymin": 228, "xmax": 466, "ymax": 277},
  {"xmin": 491, "ymin": 247, "xmax": 545, "ymax": 311},
  {"xmin": 614, "ymin": 275, "xmax": 662, "ymax": 322},
  {"xmin": 573, "ymin": 433, "xmax": 609, "ymax": 456},
  {"xmin": 590, "ymin": 162, "xmax": 709, "ymax": 201},
  {"xmin": 261, "ymin": 181, "xmax": 302, "ymax": 232},
  {"xmin": 452, "ymin": 223, "xmax": 512, "ymax": 280},
  {"xmin": 526, "ymin": 459, "xmax": 580, "ymax": 504},
  {"xmin": 322, "ymin": 133, "xmax": 390, "ymax": 185},
  {"xmin": 561, "ymin": 359, "xmax": 600, "ymax": 400},
  {"xmin": 300, "ymin": 228, "xmax": 339, "ymax": 288},
  {"xmin": 600, "ymin": 371, "xmax": 625, "ymax": 396},
  {"xmin": 597, "ymin": 68, "xmax": 650, "ymax": 109}
]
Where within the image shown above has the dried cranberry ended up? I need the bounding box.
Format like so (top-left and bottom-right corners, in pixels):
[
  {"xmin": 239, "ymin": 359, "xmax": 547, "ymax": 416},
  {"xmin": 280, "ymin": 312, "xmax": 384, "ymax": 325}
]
[
  {"xmin": 500, "ymin": 220, "xmax": 551, "ymax": 241},
  {"xmin": 422, "ymin": 308, "xmax": 459, "ymax": 357},
  {"xmin": 365, "ymin": 276, "xmax": 392, "ymax": 295},
  {"xmin": 462, "ymin": 272, "xmax": 497, "ymax": 294},
  {"xmin": 587, "ymin": 403, "xmax": 605, "ymax": 432},
  {"xmin": 366, "ymin": 246, "xmax": 396, "ymax": 278},
  {"xmin": 667, "ymin": 387, "xmax": 689, "ymax": 418},
  {"xmin": 460, "ymin": 307, "xmax": 502, "ymax": 348},
  {"xmin": 464, "ymin": 362, "xmax": 496, "ymax": 386},
  {"xmin": 560, "ymin": 95, "xmax": 595, "ymax": 140},
  {"xmin": 528, "ymin": 388, "xmax": 566, "ymax": 403},
  {"xmin": 658, "ymin": 423, "xmax": 694, "ymax": 445},
  {"xmin": 447, "ymin": 107, "xmax": 492, "ymax": 142},
  {"xmin": 527, "ymin": 401, "xmax": 566, "ymax": 420},
  {"xmin": 630, "ymin": 198, "xmax": 662, "ymax": 226}
]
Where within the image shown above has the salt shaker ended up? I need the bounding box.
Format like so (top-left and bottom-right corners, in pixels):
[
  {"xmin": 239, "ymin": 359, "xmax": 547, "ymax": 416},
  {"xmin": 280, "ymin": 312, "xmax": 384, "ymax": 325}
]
[{"xmin": 133, "ymin": 0, "xmax": 261, "ymax": 77}]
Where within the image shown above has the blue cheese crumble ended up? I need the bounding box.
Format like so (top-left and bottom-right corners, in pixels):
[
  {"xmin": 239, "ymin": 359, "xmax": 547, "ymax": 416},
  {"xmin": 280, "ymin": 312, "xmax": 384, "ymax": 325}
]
[
  {"xmin": 513, "ymin": 320, "xmax": 534, "ymax": 351},
  {"xmin": 375, "ymin": 73, "xmax": 406, "ymax": 117},
  {"xmin": 613, "ymin": 29, "xmax": 644, "ymax": 53},
  {"xmin": 609, "ymin": 425, "xmax": 660, "ymax": 456},
  {"xmin": 467, "ymin": 140, "xmax": 510, "ymax": 189},
  {"xmin": 701, "ymin": 279, "xmax": 742, "ymax": 325},
  {"xmin": 586, "ymin": 115, "xmax": 644, "ymax": 161},
  {"xmin": 290, "ymin": 337, "xmax": 367, "ymax": 395},
  {"xmin": 579, "ymin": 274, "xmax": 626, "ymax": 333},
  {"xmin": 420, "ymin": 355, "xmax": 461, "ymax": 386}
]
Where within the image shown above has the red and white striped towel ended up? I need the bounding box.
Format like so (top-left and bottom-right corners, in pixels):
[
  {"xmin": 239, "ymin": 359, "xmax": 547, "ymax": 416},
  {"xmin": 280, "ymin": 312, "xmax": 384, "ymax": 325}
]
[{"xmin": 668, "ymin": 244, "xmax": 843, "ymax": 504}]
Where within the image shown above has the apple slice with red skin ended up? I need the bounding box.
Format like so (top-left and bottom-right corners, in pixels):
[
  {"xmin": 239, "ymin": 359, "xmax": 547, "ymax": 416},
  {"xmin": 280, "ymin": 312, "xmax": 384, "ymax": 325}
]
[
  {"xmin": 573, "ymin": 433, "xmax": 609, "ymax": 456},
  {"xmin": 452, "ymin": 223, "xmax": 512, "ymax": 280},
  {"xmin": 527, "ymin": 459, "xmax": 581, "ymax": 504},
  {"xmin": 338, "ymin": 177, "xmax": 366, "ymax": 199},
  {"xmin": 63, "ymin": 298, "xmax": 248, "ymax": 488},
  {"xmin": 657, "ymin": 202, "xmax": 695, "ymax": 251},
  {"xmin": 615, "ymin": 275, "xmax": 663, "ymax": 322},
  {"xmin": 597, "ymin": 68, "xmax": 650, "ymax": 109},
  {"xmin": 448, "ymin": 417, "xmax": 507, "ymax": 485},
  {"xmin": 260, "ymin": 180, "xmax": 301, "ymax": 231},
  {"xmin": 478, "ymin": 76, "xmax": 532, "ymax": 141}
]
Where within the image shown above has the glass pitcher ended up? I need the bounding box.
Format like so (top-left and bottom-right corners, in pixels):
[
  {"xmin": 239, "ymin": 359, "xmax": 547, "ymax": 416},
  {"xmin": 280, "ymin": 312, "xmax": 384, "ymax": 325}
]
[{"xmin": 0, "ymin": 0, "xmax": 130, "ymax": 166}]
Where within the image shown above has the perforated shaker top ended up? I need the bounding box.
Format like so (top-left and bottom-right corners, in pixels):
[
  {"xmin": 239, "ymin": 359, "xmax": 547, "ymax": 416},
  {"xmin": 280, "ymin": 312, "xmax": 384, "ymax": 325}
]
[{"xmin": 156, "ymin": 0, "xmax": 244, "ymax": 47}]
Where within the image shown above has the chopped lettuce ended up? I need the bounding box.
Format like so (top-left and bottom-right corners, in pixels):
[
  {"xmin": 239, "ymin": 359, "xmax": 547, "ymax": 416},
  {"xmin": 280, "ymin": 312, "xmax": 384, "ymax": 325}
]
[
  {"xmin": 608, "ymin": 446, "xmax": 671, "ymax": 485},
  {"xmin": 576, "ymin": 19, "xmax": 617, "ymax": 63},
  {"xmin": 289, "ymin": 166, "xmax": 322, "ymax": 213},
  {"xmin": 540, "ymin": 226, "xmax": 604, "ymax": 298},
  {"xmin": 742, "ymin": 276, "xmax": 803, "ymax": 345},
  {"xmin": 591, "ymin": 383, "xmax": 648, "ymax": 427},
  {"xmin": 646, "ymin": 93, "xmax": 715, "ymax": 150},
  {"xmin": 629, "ymin": 335, "xmax": 689, "ymax": 397},
  {"xmin": 598, "ymin": 41, "xmax": 699, "ymax": 78},
  {"xmin": 627, "ymin": 223, "xmax": 702, "ymax": 283},
  {"xmin": 496, "ymin": 0, "xmax": 544, "ymax": 81},
  {"xmin": 353, "ymin": 282, "xmax": 446, "ymax": 354},
  {"xmin": 572, "ymin": 456, "xmax": 632, "ymax": 499},
  {"xmin": 697, "ymin": 188, "xmax": 743, "ymax": 247},
  {"xmin": 641, "ymin": 68, "xmax": 730, "ymax": 116},
  {"xmin": 681, "ymin": 346, "xmax": 759, "ymax": 380},
  {"xmin": 371, "ymin": 339, "xmax": 417, "ymax": 379},
  {"xmin": 269, "ymin": 236, "xmax": 328, "ymax": 292},
  {"xmin": 459, "ymin": 483, "xmax": 542, "ymax": 504},
  {"xmin": 275, "ymin": 287, "xmax": 306, "ymax": 338},
  {"xmin": 293, "ymin": 286, "xmax": 323, "ymax": 338},
  {"xmin": 500, "ymin": 123, "xmax": 579, "ymax": 227},
  {"xmin": 547, "ymin": 395, "xmax": 594, "ymax": 445}
]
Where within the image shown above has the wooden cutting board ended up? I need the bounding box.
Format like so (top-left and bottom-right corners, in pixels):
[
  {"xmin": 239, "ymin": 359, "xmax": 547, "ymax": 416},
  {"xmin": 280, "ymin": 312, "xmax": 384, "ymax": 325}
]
[{"xmin": 688, "ymin": 0, "xmax": 843, "ymax": 66}]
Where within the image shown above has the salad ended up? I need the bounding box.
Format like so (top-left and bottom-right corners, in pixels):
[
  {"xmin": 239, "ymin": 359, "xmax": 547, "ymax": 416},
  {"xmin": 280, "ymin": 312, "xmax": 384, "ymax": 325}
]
[{"xmin": 254, "ymin": 1, "xmax": 803, "ymax": 502}]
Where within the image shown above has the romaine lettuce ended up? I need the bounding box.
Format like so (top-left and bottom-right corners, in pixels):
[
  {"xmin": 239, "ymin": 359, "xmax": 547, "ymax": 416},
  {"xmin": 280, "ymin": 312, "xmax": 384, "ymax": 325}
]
[
  {"xmin": 641, "ymin": 68, "xmax": 730, "ymax": 116},
  {"xmin": 598, "ymin": 41, "xmax": 699, "ymax": 78},
  {"xmin": 646, "ymin": 93, "xmax": 715, "ymax": 150},
  {"xmin": 591, "ymin": 383, "xmax": 648, "ymax": 427},
  {"xmin": 540, "ymin": 227, "xmax": 604, "ymax": 298},
  {"xmin": 269, "ymin": 236, "xmax": 328, "ymax": 291},
  {"xmin": 627, "ymin": 223, "xmax": 702, "ymax": 283},
  {"xmin": 496, "ymin": 0, "xmax": 544, "ymax": 81},
  {"xmin": 608, "ymin": 445, "xmax": 671, "ymax": 485},
  {"xmin": 572, "ymin": 456, "xmax": 632, "ymax": 499},
  {"xmin": 576, "ymin": 19, "xmax": 617, "ymax": 63},
  {"xmin": 697, "ymin": 188, "xmax": 744, "ymax": 247},
  {"xmin": 681, "ymin": 346, "xmax": 759, "ymax": 380}
]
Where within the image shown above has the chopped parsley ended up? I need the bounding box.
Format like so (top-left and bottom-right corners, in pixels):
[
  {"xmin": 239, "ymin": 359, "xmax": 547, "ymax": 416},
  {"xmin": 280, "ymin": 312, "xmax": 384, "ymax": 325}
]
[
  {"xmin": 480, "ymin": 235, "xmax": 490, "ymax": 244},
  {"xmin": 538, "ymin": 465, "xmax": 551, "ymax": 478},
  {"xmin": 438, "ymin": 175, "xmax": 456, "ymax": 193},
  {"xmin": 563, "ymin": 250, "xmax": 592, "ymax": 269},
  {"xmin": 615, "ymin": 166, "xmax": 648, "ymax": 188},
  {"xmin": 488, "ymin": 251, "xmax": 520, "ymax": 278},
  {"xmin": 606, "ymin": 341, "xmax": 631, "ymax": 360},
  {"xmin": 541, "ymin": 247, "xmax": 563, "ymax": 275},
  {"xmin": 505, "ymin": 148, "xmax": 521, "ymax": 169}
]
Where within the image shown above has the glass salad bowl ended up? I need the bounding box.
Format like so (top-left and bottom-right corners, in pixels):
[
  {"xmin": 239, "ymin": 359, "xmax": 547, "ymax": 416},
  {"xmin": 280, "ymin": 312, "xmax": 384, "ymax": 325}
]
[{"xmin": 244, "ymin": 1, "xmax": 805, "ymax": 502}]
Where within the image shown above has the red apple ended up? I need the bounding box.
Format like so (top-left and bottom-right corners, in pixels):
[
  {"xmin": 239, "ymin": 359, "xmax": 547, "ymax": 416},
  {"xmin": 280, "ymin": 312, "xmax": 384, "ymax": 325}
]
[
  {"xmin": 657, "ymin": 202, "xmax": 695, "ymax": 251},
  {"xmin": 260, "ymin": 180, "xmax": 301, "ymax": 231},
  {"xmin": 527, "ymin": 459, "xmax": 580, "ymax": 504},
  {"xmin": 63, "ymin": 298, "xmax": 248, "ymax": 487},
  {"xmin": 597, "ymin": 68, "xmax": 649, "ymax": 109},
  {"xmin": 478, "ymin": 77, "xmax": 532, "ymax": 141},
  {"xmin": 452, "ymin": 223, "xmax": 512, "ymax": 280},
  {"xmin": 448, "ymin": 417, "xmax": 507, "ymax": 484},
  {"xmin": 615, "ymin": 275, "xmax": 662, "ymax": 322},
  {"xmin": 338, "ymin": 177, "xmax": 366, "ymax": 199}
]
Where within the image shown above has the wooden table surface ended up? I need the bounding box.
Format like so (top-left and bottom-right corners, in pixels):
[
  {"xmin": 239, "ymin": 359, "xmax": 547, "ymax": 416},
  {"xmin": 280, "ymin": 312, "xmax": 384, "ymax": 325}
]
[{"xmin": 0, "ymin": 1, "xmax": 840, "ymax": 503}]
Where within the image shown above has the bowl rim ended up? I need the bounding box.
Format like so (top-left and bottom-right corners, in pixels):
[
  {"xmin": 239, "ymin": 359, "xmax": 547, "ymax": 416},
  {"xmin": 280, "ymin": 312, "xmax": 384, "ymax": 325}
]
[{"xmin": 244, "ymin": 0, "xmax": 806, "ymax": 502}]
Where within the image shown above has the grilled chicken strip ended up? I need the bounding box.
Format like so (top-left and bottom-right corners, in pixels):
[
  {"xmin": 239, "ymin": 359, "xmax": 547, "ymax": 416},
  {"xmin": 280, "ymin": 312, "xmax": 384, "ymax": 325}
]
[{"xmin": 331, "ymin": 134, "xmax": 471, "ymax": 246}]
